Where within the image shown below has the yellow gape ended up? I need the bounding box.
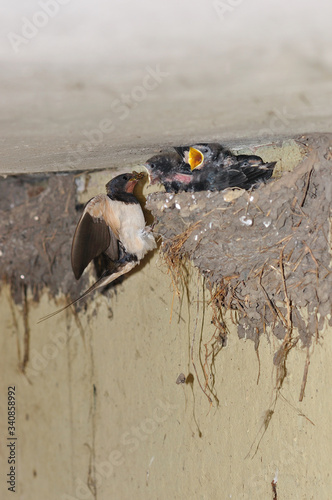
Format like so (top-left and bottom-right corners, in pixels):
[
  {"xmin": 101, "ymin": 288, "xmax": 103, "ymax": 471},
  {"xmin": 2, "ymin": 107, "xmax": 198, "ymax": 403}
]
[{"xmin": 188, "ymin": 147, "xmax": 204, "ymax": 170}]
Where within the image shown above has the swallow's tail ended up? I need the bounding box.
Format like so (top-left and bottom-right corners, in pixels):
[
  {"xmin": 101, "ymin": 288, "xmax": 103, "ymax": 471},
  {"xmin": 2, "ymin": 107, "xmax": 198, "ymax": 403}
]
[{"xmin": 37, "ymin": 261, "xmax": 137, "ymax": 323}]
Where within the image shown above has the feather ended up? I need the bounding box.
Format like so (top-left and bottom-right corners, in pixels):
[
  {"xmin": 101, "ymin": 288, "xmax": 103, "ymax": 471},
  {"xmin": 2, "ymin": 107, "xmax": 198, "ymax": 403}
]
[
  {"xmin": 71, "ymin": 196, "xmax": 119, "ymax": 280},
  {"xmin": 37, "ymin": 260, "xmax": 137, "ymax": 323}
]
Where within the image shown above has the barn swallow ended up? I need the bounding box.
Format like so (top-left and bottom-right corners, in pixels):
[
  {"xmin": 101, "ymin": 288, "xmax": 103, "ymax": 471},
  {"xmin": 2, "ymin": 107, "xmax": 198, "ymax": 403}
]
[
  {"xmin": 190, "ymin": 157, "xmax": 276, "ymax": 191},
  {"xmin": 38, "ymin": 172, "xmax": 156, "ymax": 322},
  {"xmin": 146, "ymin": 145, "xmax": 276, "ymax": 193},
  {"xmin": 145, "ymin": 152, "xmax": 193, "ymax": 193},
  {"xmin": 184, "ymin": 144, "xmax": 276, "ymax": 191}
]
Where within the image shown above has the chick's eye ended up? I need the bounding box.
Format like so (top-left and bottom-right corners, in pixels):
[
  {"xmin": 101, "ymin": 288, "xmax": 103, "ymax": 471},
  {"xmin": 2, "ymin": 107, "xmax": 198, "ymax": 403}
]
[{"xmin": 149, "ymin": 163, "xmax": 156, "ymax": 169}]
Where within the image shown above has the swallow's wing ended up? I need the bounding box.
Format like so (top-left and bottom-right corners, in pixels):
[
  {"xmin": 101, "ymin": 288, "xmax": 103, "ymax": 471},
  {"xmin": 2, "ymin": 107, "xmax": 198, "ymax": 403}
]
[
  {"xmin": 230, "ymin": 161, "xmax": 276, "ymax": 186},
  {"xmin": 71, "ymin": 195, "xmax": 119, "ymax": 280},
  {"xmin": 214, "ymin": 161, "xmax": 276, "ymax": 190}
]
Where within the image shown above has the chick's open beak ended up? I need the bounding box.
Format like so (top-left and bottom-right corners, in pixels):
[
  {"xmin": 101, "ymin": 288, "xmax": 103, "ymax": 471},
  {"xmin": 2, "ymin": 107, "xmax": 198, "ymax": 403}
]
[{"xmin": 188, "ymin": 147, "xmax": 204, "ymax": 170}]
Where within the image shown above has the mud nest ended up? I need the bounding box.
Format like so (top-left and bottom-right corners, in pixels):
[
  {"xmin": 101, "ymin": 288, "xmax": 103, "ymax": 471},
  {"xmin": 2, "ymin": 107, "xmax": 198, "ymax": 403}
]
[
  {"xmin": 146, "ymin": 134, "xmax": 332, "ymax": 352},
  {"xmin": 0, "ymin": 172, "xmax": 91, "ymax": 305}
]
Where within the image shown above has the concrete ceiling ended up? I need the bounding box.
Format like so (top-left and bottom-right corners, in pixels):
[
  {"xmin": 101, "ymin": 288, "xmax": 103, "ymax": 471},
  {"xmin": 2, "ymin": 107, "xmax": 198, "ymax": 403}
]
[{"xmin": 1, "ymin": 0, "xmax": 332, "ymax": 174}]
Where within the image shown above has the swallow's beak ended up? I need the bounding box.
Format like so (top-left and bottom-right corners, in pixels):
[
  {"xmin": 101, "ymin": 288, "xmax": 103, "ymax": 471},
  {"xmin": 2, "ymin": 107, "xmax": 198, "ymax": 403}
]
[
  {"xmin": 131, "ymin": 171, "xmax": 145, "ymax": 181},
  {"xmin": 188, "ymin": 147, "xmax": 204, "ymax": 170},
  {"xmin": 142, "ymin": 164, "xmax": 153, "ymax": 185},
  {"xmin": 125, "ymin": 171, "xmax": 145, "ymax": 193}
]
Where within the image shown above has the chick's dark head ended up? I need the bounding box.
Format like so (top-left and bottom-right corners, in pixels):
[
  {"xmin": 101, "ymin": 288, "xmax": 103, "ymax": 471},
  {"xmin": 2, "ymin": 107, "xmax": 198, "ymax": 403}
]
[
  {"xmin": 145, "ymin": 153, "xmax": 188, "ymax": 183},
  {"xmin": 176, "ymin": 143, "xmax": 233, "ymax": 171}
]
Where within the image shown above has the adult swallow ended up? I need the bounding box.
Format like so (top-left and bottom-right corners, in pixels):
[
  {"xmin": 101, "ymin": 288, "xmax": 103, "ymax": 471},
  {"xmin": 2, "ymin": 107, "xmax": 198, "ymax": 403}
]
[
  {"xmin": 39, "ymin": 171, "xmax": 156, "ymax": 322},
  {"xmin": 145, "ymin": 152, "xmax": 193, "ymax": 193}
]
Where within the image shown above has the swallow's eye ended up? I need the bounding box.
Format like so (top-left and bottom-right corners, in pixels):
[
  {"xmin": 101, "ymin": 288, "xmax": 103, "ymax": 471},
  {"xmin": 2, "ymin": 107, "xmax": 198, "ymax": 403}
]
[{"xmin": 122, "ymin": 175, "xmax": 128, "ymax": 180}]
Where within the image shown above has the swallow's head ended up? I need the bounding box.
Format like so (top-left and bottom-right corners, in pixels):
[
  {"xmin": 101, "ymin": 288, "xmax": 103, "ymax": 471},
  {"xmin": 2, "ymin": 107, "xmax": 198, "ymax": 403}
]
[
  {"xmin": 236, "ymin": 154, "xmax": 264, "ymax": 167},
  {"xmin": 144, "ymin": 153, "xmax": 185, "ymax": 185},
  {"xmin": 187, "ymin": 143, "xmax": 226, "ymax": 171},
  {"xmin": 106, "ymin": 171, "xmax": 144, "ymax": 196}
]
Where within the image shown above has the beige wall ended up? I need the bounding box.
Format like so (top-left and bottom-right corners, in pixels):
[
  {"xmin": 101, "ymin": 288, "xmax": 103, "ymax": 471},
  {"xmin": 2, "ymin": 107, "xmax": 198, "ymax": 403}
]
[
  {"xmin": 2, "ymin": 2, "xmax": 332, "ymax": 498},
  {"xmin": 1, "ymin": 256, "xmax": 331, "ymax": 499}
]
